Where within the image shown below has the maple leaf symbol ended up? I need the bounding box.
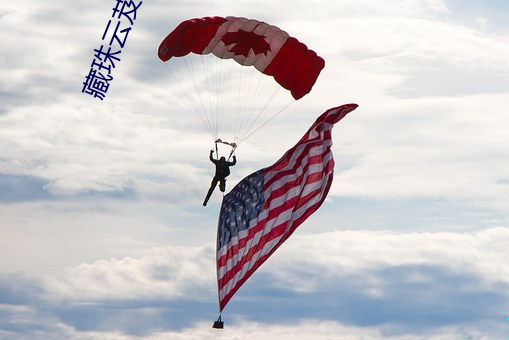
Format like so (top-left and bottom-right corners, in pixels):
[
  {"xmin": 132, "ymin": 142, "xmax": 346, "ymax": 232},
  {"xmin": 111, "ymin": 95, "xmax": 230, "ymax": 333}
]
[{"xmin": 221, "ymin": 30, "xmax": 271, "ymax": 57}]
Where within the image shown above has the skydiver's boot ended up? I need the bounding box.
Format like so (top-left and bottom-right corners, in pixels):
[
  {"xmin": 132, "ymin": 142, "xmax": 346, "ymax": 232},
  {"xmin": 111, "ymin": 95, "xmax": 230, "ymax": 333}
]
[{"xmin": 203, "ymin": 183, "xmax": 216, "ymax": 206}]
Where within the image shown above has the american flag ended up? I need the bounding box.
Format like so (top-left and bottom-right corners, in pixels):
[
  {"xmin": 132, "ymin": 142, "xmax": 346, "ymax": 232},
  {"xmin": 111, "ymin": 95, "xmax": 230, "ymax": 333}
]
[{"xmin": 216, "ymin": 104, "xmax": 358, "ymax": 311}]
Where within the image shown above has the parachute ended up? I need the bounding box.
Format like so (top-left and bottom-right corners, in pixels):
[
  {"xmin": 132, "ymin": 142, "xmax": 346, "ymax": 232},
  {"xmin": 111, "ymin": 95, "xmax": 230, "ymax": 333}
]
[{"xmin": 158, "ymin": 16, "xmax": 325, "ymax": 147}]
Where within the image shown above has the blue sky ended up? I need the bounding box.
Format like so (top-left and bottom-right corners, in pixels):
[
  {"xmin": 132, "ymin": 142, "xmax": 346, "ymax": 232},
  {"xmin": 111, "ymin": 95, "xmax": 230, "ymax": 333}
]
[{"xmin": 1, "ymin": 0, "xmax": 509, "ymax": 339}]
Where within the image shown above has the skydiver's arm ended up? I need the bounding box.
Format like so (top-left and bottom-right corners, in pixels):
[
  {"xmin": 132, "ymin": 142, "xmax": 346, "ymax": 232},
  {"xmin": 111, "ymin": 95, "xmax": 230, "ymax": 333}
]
[
  {"xmin": 209, "ymin": 150, "xmax": 215, "ymax": 162},
  {"xmin": 229, "ymin": 156, "xmax": 237, "ymax": 166}
]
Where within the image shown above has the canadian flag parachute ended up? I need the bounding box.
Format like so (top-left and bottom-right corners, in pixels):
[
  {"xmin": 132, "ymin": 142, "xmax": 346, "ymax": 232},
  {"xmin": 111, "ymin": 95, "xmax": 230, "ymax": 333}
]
[
  {"xmin": 158, "ymin": 16, "xmax": 325, "ymax": 146},
  {"xmin": 158, "ymin": 16, "xmax": 325, "ymax": 100}
]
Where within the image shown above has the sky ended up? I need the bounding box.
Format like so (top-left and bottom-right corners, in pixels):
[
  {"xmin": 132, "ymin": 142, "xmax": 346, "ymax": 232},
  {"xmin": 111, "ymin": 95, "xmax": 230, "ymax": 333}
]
[{"xmin": 0, "ymin": 0, "xmax": 508, "ymax": 339}]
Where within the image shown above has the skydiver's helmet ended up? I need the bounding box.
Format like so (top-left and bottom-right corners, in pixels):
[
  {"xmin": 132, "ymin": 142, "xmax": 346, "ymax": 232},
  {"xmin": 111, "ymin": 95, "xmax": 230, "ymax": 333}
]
[{"xmin": 220, "ymin": 157, "xmax": 226, "ymax": 162}]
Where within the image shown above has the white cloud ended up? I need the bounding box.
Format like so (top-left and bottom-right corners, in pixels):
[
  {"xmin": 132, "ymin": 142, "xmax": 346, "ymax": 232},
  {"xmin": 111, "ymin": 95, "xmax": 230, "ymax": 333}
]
[
  {"xmin": 0, "ymin": 199, "xmax": 220, "ymax": 273},
  {"xmin": 44, "ymin": 244, "xmax": 216, "ymax": 302},
  {"xmin": 1, "ymin": 0, "xmax": 508, "ymax": 338},
  {"xmin": 1, "ymin": 226, "xmax": 508, "ymax": 338},
  {"xmin": 267, "ymin": 227, "xmax": 509, "ymax": 292},
  {"xmin": 2, "ymin": 0, "xmax": 508, "ymax": 209},
  {"xmin": 330, "ymin": 93, "xmax": 509, "ymax": 209},
  {"xmin": 142, "ymin": 320, "xmax": 501, "ymax": 340},
  {"xmin": 5, "ymin": 317, "xmax": 503, "ymax": 340},
  {"xmin": 36, "ymin": 227, "xmax": 509, "ymax": 316}
]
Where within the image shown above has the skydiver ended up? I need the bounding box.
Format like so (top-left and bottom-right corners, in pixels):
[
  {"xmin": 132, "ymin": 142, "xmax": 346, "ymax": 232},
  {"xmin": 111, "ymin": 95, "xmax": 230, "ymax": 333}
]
[{"xmin": 203, "ymin": 149, "xmax": 236, "ymax": 206}]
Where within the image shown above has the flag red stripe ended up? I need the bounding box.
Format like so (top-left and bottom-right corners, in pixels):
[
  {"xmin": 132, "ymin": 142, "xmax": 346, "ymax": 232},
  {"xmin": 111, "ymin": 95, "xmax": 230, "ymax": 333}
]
[
  {"xmin": 217, "ymin": 105, "xmax": 357, "ymax": 311},
  {"xmin": 265, "ymin": 153, "xmax": 331, "ymax": 199},
  {"xmin": 218, "ymin": 221, "xmax": 288, "ymax": 288},
  {"xmin": 218, "ymin": 196, "xmax": 331, "ymax": 310},
  {"xmin": 216, "ymin": 157, "xmax": 333, "ymax": 269},
  {"xmin": 264, "ymin": 136, "xmax": 333, "ymax": 186},
  {"xmin": 217, "ymin": 179, "xmax": 332, "ymax": 288},
  {"xmin": 218, "ymin": 149, "xmax": 334, "ymax": 288},
  {"xmin": 218, "ymin": 161, "xmax": 334, "ymax": 286}
]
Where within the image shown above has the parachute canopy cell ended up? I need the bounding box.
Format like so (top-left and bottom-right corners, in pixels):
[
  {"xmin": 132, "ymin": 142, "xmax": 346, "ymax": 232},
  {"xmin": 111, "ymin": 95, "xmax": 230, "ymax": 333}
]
[{"xmin": 158, "ymin": 16, "xmax": 325, "ymax": 100}]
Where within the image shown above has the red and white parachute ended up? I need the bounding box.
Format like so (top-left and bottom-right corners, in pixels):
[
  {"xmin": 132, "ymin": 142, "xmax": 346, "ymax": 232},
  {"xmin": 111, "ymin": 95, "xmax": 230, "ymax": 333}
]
[{"xmin": 158, "ymin": 16, "xmax": 325, "ymax": 147}]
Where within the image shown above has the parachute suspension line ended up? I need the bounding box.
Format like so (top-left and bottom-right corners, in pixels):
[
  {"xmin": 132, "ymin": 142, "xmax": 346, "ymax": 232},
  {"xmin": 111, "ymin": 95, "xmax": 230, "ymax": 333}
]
[
  {"xmin": 201, "ymin": 55, "xmax": 237, "ymax": 143},
  {"xmin": 201, "ymin": 54, "xmax": 226, "ymax": 141},
  {"xmin": 235, "ymin": 66, "xmax": 264, "ymax": 143},
  {"xmin": 164, "ymin": 55, "xmax": 297, "ymax": 148},
  {"xmin": 182, "ymin": 56, "xmax": 217, "ymax": 141},
  {"xmin": 233, "ymin": 63, "xmax": 245, "ymax": 144},
  {"xmin": 200, "ymin": 54, "xmax": 216, "ymax": 140},
  {"xmin": 231, "ymin": 65, "xmax": 279, "ymax": 146},
  {"xmin": 217, "ymin": 58, "xmax": 235, "ymax": 142},
  {"xmin": 163, "ymin": 61, "xmax": 215, "ymax": 141},
  {"xmin": 238, "ymin": 65, "xmax": 255, "ymax": 140},
  {"xmin": 240, "ymin": 78, "xmax": 282, "ymax": 142},
  {"xmin": 240, "ymin": 99, "xmax": 295, "ymax": 144},
  {"xmin": 213, "ymin": 55, "xmax": 224, "ymax": 140},
  {"xmin": 227, "ymin": 144, "xmax": 237, "ymax": 162}
]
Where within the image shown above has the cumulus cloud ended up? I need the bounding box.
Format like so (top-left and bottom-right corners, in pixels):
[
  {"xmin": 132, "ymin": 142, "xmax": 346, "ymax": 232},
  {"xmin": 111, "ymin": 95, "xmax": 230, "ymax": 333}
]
[
  {"xmin": 2, "ymin": 224, "xmax": 509, "ymax": 338},
  {"xmin": 268, "ymin": 227, "xmax": 509, "ymax": 289},
  {"xmin": 53, "ymin": 319, "xmax": 504, "ymax": 340},
  {"xmin": 0, "ymin": 228, "xmax": 497, "ymax": 338},
  {"xmin": 44, "ymin": 245, "xmax": 216, "ymax": 302},
  {"xmin": 1, "ymin": 311, "xmax": 503, "ymax": 340},
  {"xmin": 331, "ymin": 93, "xmax": 509, "ymax": 209},
  {"xmin": 2, "ymin": 0, "xmax": 508, "ymax": 210},
  {"xmin": 1, "ymin": 0, "xmax": 508, "ymax": 338},
  {"xmin": 35, "ymin": 217, "xmax": 509, "ymax": 312}
]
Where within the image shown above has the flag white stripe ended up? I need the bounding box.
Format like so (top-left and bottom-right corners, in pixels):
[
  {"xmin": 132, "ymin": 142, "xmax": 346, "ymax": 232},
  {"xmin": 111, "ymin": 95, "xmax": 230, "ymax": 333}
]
[
  {"xmin": 265, "ymin": 153, "xmax": 333, "ymax": 197},
  {"xmin": 264, "ymin": 130, "xmax": 333, "ymax": 183},
  {"xmin": 218, "ymin": 161, "xmax": 333, "ymax": 284},
  {"xmin": 219, "ymin": 233, "xmax": 284, "ymax": 298},
  {"xmin": 218, "ymin": 150, "xmax": 334, "ymax": 280},
  {"xmin": 219, "ymin": 188, "xmax": 332, "ymax": 298},
  {"xmin": 217, "ymin": 105, "xmax": 357, "ymax": 310}
]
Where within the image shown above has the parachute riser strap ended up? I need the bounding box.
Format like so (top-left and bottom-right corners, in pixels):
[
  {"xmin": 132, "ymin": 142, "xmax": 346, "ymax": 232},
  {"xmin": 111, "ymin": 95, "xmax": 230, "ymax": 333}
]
[
  {"xmin": 240, "ymin": 100, "xmax": 294, "ymax": 144},
  {"xmin": 227, "ymin": 146, "xmax": 236, "ymax": 162},
  {"xmin": 215, "ymin": 138, "xmax": 237, "ymax": 161}
]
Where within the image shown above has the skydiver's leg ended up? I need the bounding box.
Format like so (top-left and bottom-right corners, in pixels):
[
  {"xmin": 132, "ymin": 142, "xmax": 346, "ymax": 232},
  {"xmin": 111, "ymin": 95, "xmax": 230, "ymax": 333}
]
[
  {"xmin": 203, "ymin": 178, "xmax": 219, "ymax": 206},
  {"xmin": 219, "ymin": 178, "xmax": 226, "ymax": 192}
]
